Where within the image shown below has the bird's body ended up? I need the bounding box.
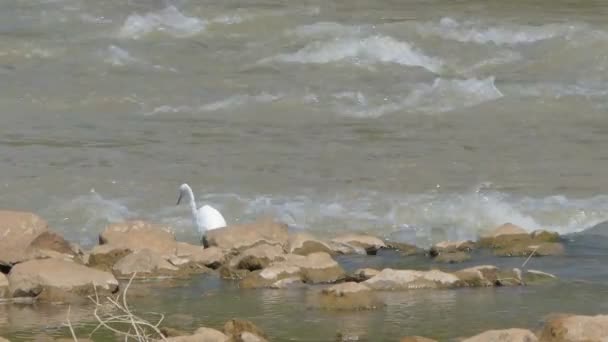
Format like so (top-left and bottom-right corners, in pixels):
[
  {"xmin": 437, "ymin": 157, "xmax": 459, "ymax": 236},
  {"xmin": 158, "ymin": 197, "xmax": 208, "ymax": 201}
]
[{"xmin": 177, "ymin": 183, "xmax": 227, "ymax": 244}]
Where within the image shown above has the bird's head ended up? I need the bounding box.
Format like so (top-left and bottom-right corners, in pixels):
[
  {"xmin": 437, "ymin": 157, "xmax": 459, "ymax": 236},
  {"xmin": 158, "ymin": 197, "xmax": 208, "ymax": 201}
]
[{"xmin": 176, "ymin": 183, "xmax": 190, "ymax": 205}]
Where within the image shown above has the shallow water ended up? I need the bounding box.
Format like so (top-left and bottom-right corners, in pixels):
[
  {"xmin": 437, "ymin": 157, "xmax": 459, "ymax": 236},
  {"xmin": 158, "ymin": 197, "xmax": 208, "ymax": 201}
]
[{"xmin": 2, "ymin": 0, "xmax": 608, "ymax": 340}]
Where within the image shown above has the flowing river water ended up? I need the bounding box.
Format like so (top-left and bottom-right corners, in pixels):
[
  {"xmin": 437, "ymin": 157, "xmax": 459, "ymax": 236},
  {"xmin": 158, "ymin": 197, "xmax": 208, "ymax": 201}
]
[{"xmin": 2, "ymin": 0, "xmax": 608, "ymax": 340}]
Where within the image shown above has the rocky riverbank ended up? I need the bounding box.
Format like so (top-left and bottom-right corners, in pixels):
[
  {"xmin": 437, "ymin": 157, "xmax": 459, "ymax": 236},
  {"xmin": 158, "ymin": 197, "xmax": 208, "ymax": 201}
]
[{"xmin": 0, "ymin": 209, "xmax": 606, "ymax": 341}]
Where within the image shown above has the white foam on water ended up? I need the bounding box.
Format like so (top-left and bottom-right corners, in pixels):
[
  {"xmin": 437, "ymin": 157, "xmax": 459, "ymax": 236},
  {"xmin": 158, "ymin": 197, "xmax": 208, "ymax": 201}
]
[
  {"xmin": 118, "ymin": 6, "xmax": 206, "ymax": 39},
  {"xmin": 417, "ymin": 17, "xmax": 583, "ymax": 45},
  {"xmin": 264, "ymin": 35, "xmax": 442, "ymax": 73},
  {"xmin": 334, "ymin": 77, "xmax": 503, "ymax": 117},
  {"xmin": 289, "ymin": 22, "xmax": 370, "ymax": 38},
  {"xmin": 104, "ymin": 45, "xmax": 140, "ymax": 66},
  {"xmin": 200, "ymin": 93, "xmax": 283, "ymax": 112}
]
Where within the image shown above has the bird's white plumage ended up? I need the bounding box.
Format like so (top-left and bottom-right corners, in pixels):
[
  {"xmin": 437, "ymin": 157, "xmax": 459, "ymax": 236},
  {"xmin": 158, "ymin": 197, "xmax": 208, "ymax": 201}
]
[{"xmin": 177, "ymin": 183, "xmax": 227, "ymax": 237}]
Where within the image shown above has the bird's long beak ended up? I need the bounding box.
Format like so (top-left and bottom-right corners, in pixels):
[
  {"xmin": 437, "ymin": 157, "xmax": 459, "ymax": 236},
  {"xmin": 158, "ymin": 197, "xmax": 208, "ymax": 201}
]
[{"xmin": 176, "ymin": 192, "xmax": 183, "ymax": 205}]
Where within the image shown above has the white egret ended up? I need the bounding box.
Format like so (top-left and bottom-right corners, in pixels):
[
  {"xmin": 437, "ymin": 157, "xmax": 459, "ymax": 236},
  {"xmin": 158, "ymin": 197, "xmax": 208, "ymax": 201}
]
[{"xmin": 176, "ymin": 183, "xmax": 226, "ymax": 246}]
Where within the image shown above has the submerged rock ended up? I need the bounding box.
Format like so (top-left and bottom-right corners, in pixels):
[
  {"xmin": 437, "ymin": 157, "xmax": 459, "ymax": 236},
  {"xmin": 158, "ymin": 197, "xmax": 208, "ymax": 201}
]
[
  {"xmin": 434, "ymin": 251, "xmax": 471, "ymax": 264},
  {"xmin": 332, "ymin": 234, "xmax": 386, "ymax": 255},
  {"xmin": 364, "ymin": 268, "xmax": 460, "ymax": 290},
  {"xmin": 288, "ymin": 233, "xmax": 333, "ymax": 255},
  {"xmin": 206, "ymin": 218, "xmax": 289, "ymax": 251},
  {"xmin": 176, "ymin": 243, "xmax": 229, "ymax": 269},
  {"xmin": 99, "ymin": 220, "xmax": 177, "ymax": 258},
  {"xmin": 86, "ymin": 245, "xmax": 131, "ymax": 271},
  {"xmin": 8, "ymin": 258, "xmax": 118, "ymax": 302},
  {"xmin": 462, "ymin": 328, "xmax": 538, "ymax": 342},
  {"xmin": 0, "ymin": 210, "xmax": 49, "ymax": 267},
  {"xmin": 385, "ymin": 241, "xmax": 422, "ymax": 256},
  {"xmin": 318, "ymin": 282, "xmax": 382, "ymax": 310},
  {"xmin": 223, "ymin": 319, "xmax": 268, "ymax": 342},
  {"xmin": 539, "ymin": 314, "xmax": 608, "ymax": 341}
]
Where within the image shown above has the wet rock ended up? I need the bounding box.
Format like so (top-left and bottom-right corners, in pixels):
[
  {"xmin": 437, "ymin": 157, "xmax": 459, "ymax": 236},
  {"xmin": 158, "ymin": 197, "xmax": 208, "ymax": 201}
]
[
  {"xmin": 454, "ymin": 265, "xmax": 500, "ymax": 287},
  {"xmin": 223, "ymin": 319, "xmax": 268, "ymax": 342},
  {"xmin": 113, "ymin": 249, "xmax": 207, "ymax": 279},
  {"xmin": 385, "ymin": 241, "xmax": 422, "ymax": 256},
  {"xmin": 350, "ymin": 268, "xmax": 380, "ymax": 282},
  {"xmin": 24, "ymin": 231, "xmax": 82, "ymax": 262},
  {"xmin": 0, "ymin": 273, "xmax": 8, "ymax": 299},
  {"xmin": 288, "ymin": 232, "xmax": 333, "ymax": 255},
  {"xmin": 494, "ymin": 242, "xmax": 565, "ymax": 257},
  {"xmin": 160, "ymin": 326, "xmax": 190, "ymax": 337},
  {"xmin": 219, "ymin": 265, "xmax": 250, "ymax": 280},
  {"xmin": 99, "ymin": 220, "xmax": 177, "ymax": 257},
  {"xmin": 480, "ymin": 223, "xmax": 563, "ymax": 257},
  {"xmin": 364, "ymin": 268, "xmax": 460, "ymax": 290},
  {"xmin": 539, "ymin": 314, "xmax": 608, "ymax": 341},
  {"xmin": 332, "ymin": 234, "xmax": 386, "ymax": 255},
  {"xmin": 326, "ymin": 240, "xmax": 367, "ymax": 255},
  {"xmin": 400, "ymin": 337, "xmax": 437, "ymax": 342},
  {"xmin": 240, "ymin": 252, "xmax": 345, "ymax": 288},
  {"xmin": 434, "ymin": 251, "xmax": 471, "ymax": 263},
  {"xmin": 478, "ymin": 223, "xmax": 530, "ymax": 248},
  {"xmin": 463, "ymin": 328, "xmax": 538, "ymax": 342},
  {"xmin": 176, "ymin": 243, "xmax": 229, "ymax": 269},
  {"xmin": 229, "ymin": 244, "xmax": 286, "ymax": 271},
  {"xmin": 206, "ymin": 218, "xmax": 289, "ymax": 251},
  {"xmin": 318, "ymin": 282, "xmax": 382, "ymax": 310},
  {"xmin": 0, "ymin": 210, "xmax": 49, "ymax": 267},
  {"xmin": 8, "ymin": 258, "xmax": 118, "ymax": 302},
  {"xmin": 531, "ymin": 230, "xmax": 560, "ymax": 243},
  {"xmin": 86, "ymin": 245, "xmax": 131, "ymax": 271},
  {"xmin": 431, "ymin": 240, "xmax": 476, "ymax": 254},
  {"xmin": 269, "ymin": 277, "xmax": 305, "ymax": 289}
]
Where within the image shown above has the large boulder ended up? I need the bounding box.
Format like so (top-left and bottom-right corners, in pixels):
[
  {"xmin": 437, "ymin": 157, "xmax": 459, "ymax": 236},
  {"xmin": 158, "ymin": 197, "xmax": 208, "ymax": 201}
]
[
  {"xmin": 240, "ymin": 252, "xmax": 345, "ymax": 288},
  {"xmin": 0, "ymin": 273, "xmax": 8, "ymax": 299},
  {"xmin": 454, "ymin": 265, "xmax": 501, "ymax": 287},
  {"xmin": 287, "ymin": 233, "xmax": 333, "ymax": 255},
  {"xmin": 176, "ymin": 243, "xmax": 229, "ymax": 269},
  {"xmin": 478, "ymin": 223, "xmax": 530, "ymax": 248},
  {"xmin": 99, "ymin": 220, "xmax": 177, "ymax": 257},
  {"xmin": 479, "ymin": 223, "xmax": 563, "ymax": 257},
  {"xmin": 364, "ymin": 268, "xmax": 460, "ymax": 290},
  {"xmin": 223, "ymin": 319, "xmax": 268, "ymax": 342},
  {"xmin": 23, "ymin": 231, "xmax": 84, "ymax": 263},
  {"xmin": 8, "ymin": 259, "xmax": 118, "ymax": 302},
  {"xmin": 112, "ymin": 249, "xmax": 179, "ymax": 279},
  {"xmin": 318, "ymin": 282, "xmax": 382, "ymax": 310},
  {"xmin": 87, "ymin": 245, "xmax": 131, "ymax": 271},
  {"xmin": 463, "ymin": 329, "xmax": 538, "ymax": 342},
  {"xmin": 206, "ymin": 218, "xmax": 289, "ymax": 251},
  {"xmin": 229, "ymin": 244, "xmax": 287, "ymax": 271},
  {"xmin": 0, "ymin": 210, "xmax": 48, "ymax": 266},
  {"xmin": 539, "ymin": 314, "xmax": 608, "ymax": 341},
  {"xmin": 331, "ymin": 234, "xmax": 386, "ymax": 255}
]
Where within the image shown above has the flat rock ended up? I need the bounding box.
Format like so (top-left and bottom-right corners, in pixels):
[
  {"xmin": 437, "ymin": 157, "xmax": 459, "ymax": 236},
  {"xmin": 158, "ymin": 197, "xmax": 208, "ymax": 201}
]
[
  {"xmin": 176, "ymin": 243, "xmax": 229, "ymax": 269},
  {"xmin": 462, "ymin": 328, "xmax": 538, "ymax": 342},
  {"xmin": 539, "ymin": 314, "xmax": 608, "ymax": 341},
  {"xmin": 287, "ymin": 233, "xmax": 333, "ymax": 255},
  {"xmin": 113, "ymin": 249, "xmax": 205, "ymax": 279},
  {"xmin": 0, "ymin": 210, "xmax": 48, "ymax": 266},
  {"xmin": 86, "ymin": 245, "xmax": 131, "ymax": 271},
  {"xmin": 431, "ymin": 240, "xmax": 475, "ymax": 254},
  {"xmin": 223, "ymin": 319, "xmax": 267, "ymax": 342},
  {"xmin": 8, "ymin": 258, "xmax": 118, "ymax": 302},
  {"xmin": 229, "ymin": 244, "xmax": 286, "ymax": 271},
  {"xmin": 206, "ymin": 218, "xmax": 289, "ymax": 251},
  {"xmin": 240, "ymin": 252, "xmax": 345, "ymax": 288},
  {"xmin": 0, "ymin": 273, "xmax": 8, "ymax": 299},
  {"xmin": 318, "ymin": 282, "xmax": 382, "ymax": 310},
  {"xmin": 99, "ymin": 220, "xmax": 177, "ymax": 258},
  {"xmin": 364, "ymin": 268, "xmax": 460, "ymax": 290},
  {"xmin": 325, "ymin": 240, "xmax": 366, "ymax": 255},
  {"xmin": 331, "ymin": 234, "xmax": 386, "ymax": 255}
]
